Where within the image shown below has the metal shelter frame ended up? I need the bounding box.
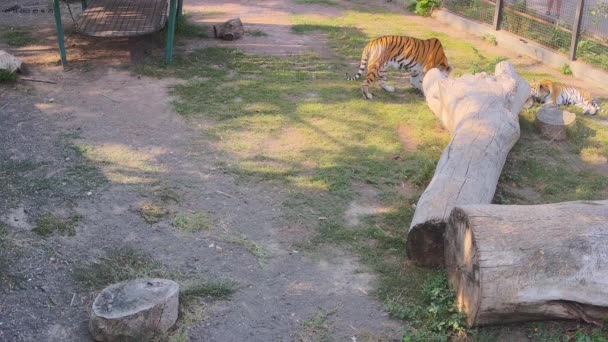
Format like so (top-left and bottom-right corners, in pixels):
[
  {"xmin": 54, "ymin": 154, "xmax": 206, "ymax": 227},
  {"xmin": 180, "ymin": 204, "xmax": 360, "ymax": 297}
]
[{"xmin": 52, "ymin": 0, "xmax": 184, "ymax": 66}]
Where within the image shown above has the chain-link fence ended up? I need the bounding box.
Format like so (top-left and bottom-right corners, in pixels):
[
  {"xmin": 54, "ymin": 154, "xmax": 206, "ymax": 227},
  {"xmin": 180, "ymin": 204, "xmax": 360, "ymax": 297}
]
[
  {"xmin": 442, "ymin": 0, "xmax": 495, "ymax": 25},
  {"xmin": 441, "ymin": 0, "xmax": 608, "ymax": 70}
]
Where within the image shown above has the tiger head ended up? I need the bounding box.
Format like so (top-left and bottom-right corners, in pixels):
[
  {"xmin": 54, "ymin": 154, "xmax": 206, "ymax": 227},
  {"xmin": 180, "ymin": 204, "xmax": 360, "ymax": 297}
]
[{"xmin": 529, "ymin": 79, "xmax": 553, "ymax": 103}]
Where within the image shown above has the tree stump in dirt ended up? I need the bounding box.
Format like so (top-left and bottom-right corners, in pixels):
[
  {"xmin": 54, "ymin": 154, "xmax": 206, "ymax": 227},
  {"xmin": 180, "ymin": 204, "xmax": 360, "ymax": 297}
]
[
  {"xmin": 89, "ymin": 278, "xmax": 179, "ymax": 341},
  {"xmin": 0, "ymin": 50, "xmax": 22, "ymax": 73},
  {"xmin": 535, "ymin": 105, "xmax": 576, "ymax": 141},
  {"xmin": 445, "ymin": 200, "xmax": 608, "ymax": 327},
  {"xmin": 406, "ymin": 62, "xmax": 530, "ymax": 267},
  {"xmin": 213, "ymin": 18, "xmax": 245, "ymax": 41}
]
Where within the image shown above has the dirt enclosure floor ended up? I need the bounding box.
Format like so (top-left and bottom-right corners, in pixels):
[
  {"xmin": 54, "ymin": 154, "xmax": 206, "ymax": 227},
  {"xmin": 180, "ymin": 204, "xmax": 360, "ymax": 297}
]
[{"xmin": 1, "ymin": 0, "xmax": 608, "ymax": 341}]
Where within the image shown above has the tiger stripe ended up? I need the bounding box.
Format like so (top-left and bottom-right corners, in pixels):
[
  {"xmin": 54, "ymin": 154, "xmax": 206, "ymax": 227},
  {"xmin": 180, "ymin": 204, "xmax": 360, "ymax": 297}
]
[{"xmin": 347, "ymin": 35, "xmax": 452, "ymax": 100}]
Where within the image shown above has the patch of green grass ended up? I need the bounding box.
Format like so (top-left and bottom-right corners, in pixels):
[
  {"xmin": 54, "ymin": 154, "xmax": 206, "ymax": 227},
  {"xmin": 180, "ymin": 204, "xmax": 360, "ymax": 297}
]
[
  {"xmin": 246, "ymin": 29, "xmax": 269, "ymax": 37},
  {"xmin": 499, "ymin": 109, "xmax": 608, "ymax": 204},
  {"xmin": 560, "ymin": 63, "xmax": 573, "ymax": 75},
  {"xmin": 176, "ymin": 14, "xmax": 209, "ymax": 38},
  {"xmin": 72, "ymin": 246, "xmax": 167, "ymax": 289},
  {"xmin": 294, "ymin": 0, "xmax": 338, "ymax": 5},
  {"xmin": 297, "ymin": 309, "xmax": 336, "ymax": 341},
  {"xmin": 33, "ymin": 213, "xmax": 81, "ymax": 237},
  {"xmin": 401, "ymin": 273, "xmax": 467, "ymax": 341},
  {"xmin": 139, "ymin": 203, "xmax": 169, "ymax": 224},
  {"xmin": 180, "ymin": 277, "xmax": 237, "ymax": 302},
  {"xmin": 174, "ymin": 212, "xmax": 212, "ymax": 232},
  {"xmin": 0, "ymin": 70, "xmax": 16, "ymax": 82},
  {"xmin": 2, "ymin": 28, "xmax": 35, "ymax": 47},
  {"xmin": 225, "ymin": 234, "xmax": 271, "ymax": 268},
  {"xmin": 467, "ymin": 47, "xmax": 509, "ymax": 74},
  {"xmin": 482, "ymin": 33, "xmax": 497, "ymax": 46}
]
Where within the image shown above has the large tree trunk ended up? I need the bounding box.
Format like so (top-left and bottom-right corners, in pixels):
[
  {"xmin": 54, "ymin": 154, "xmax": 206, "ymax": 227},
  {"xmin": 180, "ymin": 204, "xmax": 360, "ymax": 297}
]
[
  {"xmin": 406, "ymin": 62, "xmax": 530, "ymax": 267},
  {"xmin": 445, "ymin": 200, "xmax": 608, "ymax": 327}
]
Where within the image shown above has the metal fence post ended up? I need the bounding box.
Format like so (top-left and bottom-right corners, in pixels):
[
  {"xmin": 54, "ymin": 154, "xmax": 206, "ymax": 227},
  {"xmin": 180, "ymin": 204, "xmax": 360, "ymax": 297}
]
[
  {"xmin": 569, "ymin": 0, "xmax": 585, "ymax": 60},
  {"xmin": 493, "ymin": 0, "xmax": 504, "ymax": 30}
]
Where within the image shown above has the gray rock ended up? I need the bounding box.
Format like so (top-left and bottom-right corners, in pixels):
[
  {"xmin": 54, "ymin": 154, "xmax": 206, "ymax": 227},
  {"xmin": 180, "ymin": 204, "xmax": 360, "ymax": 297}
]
[{"xmin": 89, "ymin": 278, "xmax": 179, "ymax": 342}]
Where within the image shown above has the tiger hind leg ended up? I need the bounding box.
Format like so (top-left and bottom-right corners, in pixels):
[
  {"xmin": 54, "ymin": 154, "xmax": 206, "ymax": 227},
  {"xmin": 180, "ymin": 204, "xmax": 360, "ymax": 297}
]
[
  {"xmin": 379, "ymin": 65, "xmax": 395, "ymax": 93},
  {"xmin": 362, "ymin": 67, "xmax": 378, "ymax": 100},
  {"xmin": 579, "ymin": 103, "xmax": 598, "ymax": 115}
]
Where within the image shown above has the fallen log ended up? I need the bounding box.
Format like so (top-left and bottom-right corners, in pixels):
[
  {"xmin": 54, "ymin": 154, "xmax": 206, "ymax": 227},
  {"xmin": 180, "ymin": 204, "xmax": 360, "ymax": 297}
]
[
  {"xmin": 445, "ymin": 200, "xmax": 608, "ymax": 327},
  {"xmin": 406, "ymin": 62, "xmax": 530, "ymax": 267}
]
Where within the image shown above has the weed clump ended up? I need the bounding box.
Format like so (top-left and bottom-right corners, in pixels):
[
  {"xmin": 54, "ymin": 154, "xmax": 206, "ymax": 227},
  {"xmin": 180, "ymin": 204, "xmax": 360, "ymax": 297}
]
[
  {"xmin": 33, "ymin": 213, "xmax": 81, "ymax": 237},
  {"xmin": 174, "ymin": 212, "xmax": 211, "ymax": 232}
]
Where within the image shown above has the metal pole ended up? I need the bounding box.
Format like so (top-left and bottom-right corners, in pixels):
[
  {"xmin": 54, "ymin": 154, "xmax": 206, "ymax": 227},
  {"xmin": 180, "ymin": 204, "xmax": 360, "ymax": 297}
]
[
  {"xmin": 569, "ymin": 0, "xmax": 585, "ymax": 60},
  {"xmin": 165, "ymin": 0, "xmax": 177, "ymax": 64},
  {"xmin": 177, "ymin": 0, "xmax": 183, "ymax": 20},
  {"xmin": 52, "ymin": 0, "xmax": 67, "ymax": 67},
  {"xmin": 493, "ymin": 0, "xmax": 504, "ymax": 30}
]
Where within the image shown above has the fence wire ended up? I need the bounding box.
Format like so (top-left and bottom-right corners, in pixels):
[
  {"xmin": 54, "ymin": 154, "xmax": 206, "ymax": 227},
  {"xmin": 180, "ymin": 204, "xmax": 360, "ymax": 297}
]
[
  {"xmin": 441, "ymin": 0, "xmax": 608, "ymax": 70},
  {"xmin": 579, "ymin": 1, "xmax": 608, "ymax": 69},
  {"xmin": 442, "ymin": 0, "xmax": 495, "ymax": 25}
]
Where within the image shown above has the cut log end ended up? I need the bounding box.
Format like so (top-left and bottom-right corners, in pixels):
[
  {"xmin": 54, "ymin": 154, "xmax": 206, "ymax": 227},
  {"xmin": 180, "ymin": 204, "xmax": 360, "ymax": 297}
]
[
  {"xmin": 535, "ymin": 105, "xmax": 576, "ymax": 141},
  {"xmin": 446, "ymin": 201, "xmax": 608, "ymax": 327},
  {"xmin": 445, "ymin": 207, "xmax": 480, "ymax": 327},
  {"xmin": 406, "ymin": 220, "xmax": 446, "ymax": 267}
]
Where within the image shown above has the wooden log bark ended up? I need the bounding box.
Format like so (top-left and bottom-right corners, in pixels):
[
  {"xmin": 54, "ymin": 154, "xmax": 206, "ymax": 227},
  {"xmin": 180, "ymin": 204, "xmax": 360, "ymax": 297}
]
[
  {"xmin": 445, "ymin": 200, "xmax": 608, "ymax": 327},
  {"xmin": 535, "ymin": 105, "xmax": 576, "ymax": 141},
  {"xmin": 213, "ymin": 18, "xmax": 245, "ymax": 41},
  {"xmin": 89, "ymin": 278, "xmax": 179, "ymax": 341},
  {"xmin": 406, "ymin": 62, "xmax": 530, "ymax": 267}
]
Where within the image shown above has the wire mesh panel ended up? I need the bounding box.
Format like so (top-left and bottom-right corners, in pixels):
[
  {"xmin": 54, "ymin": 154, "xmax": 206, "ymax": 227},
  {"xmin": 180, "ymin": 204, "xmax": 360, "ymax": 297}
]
[
  {"xmin": 441, "ymin": 0, "xmax": 608, "ymax": 70},
  {"xmin": 442, "ymin": 0, "xmax": 496, "ymax": 25},
  {"xmin": 577, "ymin": 0, "xmax": 608, "ymax": 69},
  {"xmin": 500, "ymin": 0, "xmax": 575, "ymax": 54}
]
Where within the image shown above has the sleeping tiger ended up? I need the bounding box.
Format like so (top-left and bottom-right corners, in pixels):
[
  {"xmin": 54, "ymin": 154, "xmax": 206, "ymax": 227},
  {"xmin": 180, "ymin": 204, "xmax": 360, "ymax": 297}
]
[
  {"xmin": 347, "ymin": 36, "xmax": 452, "ymax": 100},
  {"xmin": 528, "ymin": 79, "xmax": 601, "ymax": 115}
]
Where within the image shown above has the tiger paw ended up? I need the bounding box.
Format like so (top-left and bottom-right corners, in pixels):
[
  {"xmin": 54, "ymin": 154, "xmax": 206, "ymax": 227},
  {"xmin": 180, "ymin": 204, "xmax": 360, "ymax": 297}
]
[
  {"xmin": 363, "ymin": 92, "xmax": 373, "ymax": 100},
  {"xmin": 381, "ymin": 85, "xmax": 395, "ymax": 92}
]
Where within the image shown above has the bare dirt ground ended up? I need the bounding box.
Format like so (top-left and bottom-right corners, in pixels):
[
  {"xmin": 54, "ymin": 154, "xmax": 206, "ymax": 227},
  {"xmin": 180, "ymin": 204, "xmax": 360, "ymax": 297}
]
[{"xmin": 1, "ymin": 0, "xmax": 607, "ymax": 341}]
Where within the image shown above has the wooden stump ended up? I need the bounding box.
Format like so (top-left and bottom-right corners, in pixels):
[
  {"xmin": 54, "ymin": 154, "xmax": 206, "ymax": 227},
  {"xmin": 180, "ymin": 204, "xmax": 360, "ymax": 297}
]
[
  {"xmin": 406, "ymin": 62, "xmax": 530, "ymax": 267},
  {"xmin": 89, "ymin": 278, "xmax": 179, "ymax": 341},
  {"xmin": 445, "ymin": 201, "xmax": 608, "ymax": 327},
  {"xmin": 535, "ymin": 105, "xmax": 576, "ymax": 141},
  {"xmin": 213, "ymin": 18, "xmax": 244, "ymax": 41}
]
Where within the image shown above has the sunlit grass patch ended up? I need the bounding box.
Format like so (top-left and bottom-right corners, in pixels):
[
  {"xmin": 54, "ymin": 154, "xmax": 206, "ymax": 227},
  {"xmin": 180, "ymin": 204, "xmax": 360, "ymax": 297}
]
[{"xmin": 81, "ymin": 143, "xmax": 166, "ymax": 184}]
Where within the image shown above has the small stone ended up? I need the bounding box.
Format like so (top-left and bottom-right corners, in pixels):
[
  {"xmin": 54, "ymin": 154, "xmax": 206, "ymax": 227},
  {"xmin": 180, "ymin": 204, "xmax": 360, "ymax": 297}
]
[
  {"xmin": 48, "ymin": 98, "xmax": 54, "ymax": 103},
  {"xmin": 208, "ymin": 243, "xmax": 214, "ymax": 248},
  {"xmin": 87, "ymin": 191, "xmax": 92, "ymax": 196},
  {"xmin": 215, "ymin": 246, "xmax": 222, "ymax": 251}
]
